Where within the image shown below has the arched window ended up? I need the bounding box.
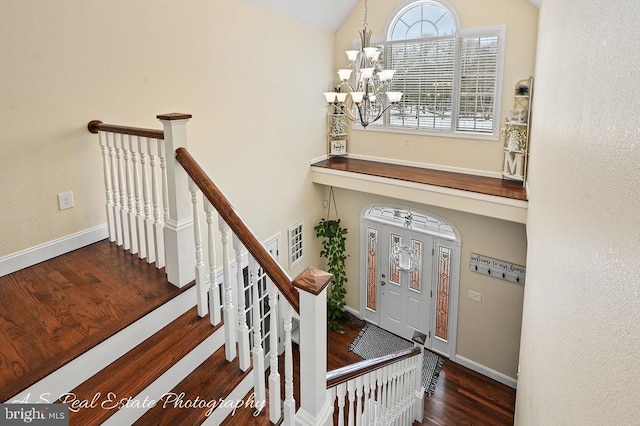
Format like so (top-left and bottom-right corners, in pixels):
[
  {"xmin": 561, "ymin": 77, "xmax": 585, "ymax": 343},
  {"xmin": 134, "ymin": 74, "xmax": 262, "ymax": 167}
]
[
  {"xmin": 378, "ymin": 1, "xmax": 505, "ymax": 137},
  {"xmin": 388, "ymin": 1, "xmax": 456, "ymax": 39}
]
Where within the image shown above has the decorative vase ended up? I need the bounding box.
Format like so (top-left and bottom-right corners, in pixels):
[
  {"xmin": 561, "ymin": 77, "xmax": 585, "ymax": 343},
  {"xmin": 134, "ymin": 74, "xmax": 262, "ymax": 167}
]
[{"xmin": 507, "ymin": 131, "xmax": 520, "ymax": 152}]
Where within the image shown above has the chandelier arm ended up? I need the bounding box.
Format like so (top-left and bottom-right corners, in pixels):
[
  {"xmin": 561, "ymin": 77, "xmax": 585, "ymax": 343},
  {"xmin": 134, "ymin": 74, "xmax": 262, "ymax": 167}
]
[
  {"xmin": 338, "ymin": 81, "xmax": 355, "ymax": 93},
  {"xmin": 362, "ymin": 103, "xmax": 401, "ymax": 127},
  {"xmin": 338, "ymin": 104, "xmax": 359, "ymax": 123}
]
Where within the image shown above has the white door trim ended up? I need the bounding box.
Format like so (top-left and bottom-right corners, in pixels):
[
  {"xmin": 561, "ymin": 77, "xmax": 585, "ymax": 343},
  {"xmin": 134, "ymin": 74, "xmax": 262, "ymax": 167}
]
[{"xmin": 359, "ymin": 204, "xmax": 461, "ymax": 359}]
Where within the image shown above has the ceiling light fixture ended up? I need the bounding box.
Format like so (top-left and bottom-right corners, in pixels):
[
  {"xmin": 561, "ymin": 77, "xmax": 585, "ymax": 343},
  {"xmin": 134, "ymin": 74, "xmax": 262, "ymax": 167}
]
[{"xmin": 323, "ymin": 0, "xmax": 402, "ymax": 128}]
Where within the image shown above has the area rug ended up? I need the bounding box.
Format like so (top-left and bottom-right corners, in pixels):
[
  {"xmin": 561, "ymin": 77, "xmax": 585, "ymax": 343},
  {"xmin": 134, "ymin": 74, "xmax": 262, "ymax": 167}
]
[{"xmin": 348, "ymin": 323, "xmax": 444, "ymax": 397}]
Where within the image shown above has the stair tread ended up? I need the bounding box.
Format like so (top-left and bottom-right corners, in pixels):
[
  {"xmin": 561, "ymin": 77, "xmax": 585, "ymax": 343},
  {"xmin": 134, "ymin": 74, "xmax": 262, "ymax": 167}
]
[
  {"xmin": 134, "ymin": 345, "xmax": 250, "ymax": 425},
  {"xmin": 0, "ymin": 240, "xmax": 191, "ymax": 402},
  {"xmin": 65, "ymin": 307, "xmax": 219, "ymax": 425}
]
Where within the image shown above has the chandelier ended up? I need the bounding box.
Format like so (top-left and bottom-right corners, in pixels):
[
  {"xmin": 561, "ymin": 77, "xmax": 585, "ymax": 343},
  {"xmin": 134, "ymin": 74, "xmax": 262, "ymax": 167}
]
[{"xmin": 323, "ymin": 0, "xmax": 403, "ymax": 128}]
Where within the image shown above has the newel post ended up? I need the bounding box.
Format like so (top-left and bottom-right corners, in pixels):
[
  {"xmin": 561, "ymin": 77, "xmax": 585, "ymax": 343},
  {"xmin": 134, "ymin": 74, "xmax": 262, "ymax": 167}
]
[
  {"xmin": 293, "ymin": 267, "xmax": 334, "ymax": 426},
  {"xmin": 157, "ymin": 113, "xmax": 195, "ymax": 287}
]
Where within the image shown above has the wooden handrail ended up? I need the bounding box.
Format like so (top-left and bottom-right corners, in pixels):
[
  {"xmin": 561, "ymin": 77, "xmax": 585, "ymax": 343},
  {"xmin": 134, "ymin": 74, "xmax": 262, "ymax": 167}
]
[
  {"xmin": 326, "ymin": 346, "xmax": 422, "ymax": 388},
  {"xmin": 175, "ymin": 147, "xmax": 301, "ymax": 313},
  {"xmin": 88, "ymin": 120, "xmax": 164, "ymax": 140}
]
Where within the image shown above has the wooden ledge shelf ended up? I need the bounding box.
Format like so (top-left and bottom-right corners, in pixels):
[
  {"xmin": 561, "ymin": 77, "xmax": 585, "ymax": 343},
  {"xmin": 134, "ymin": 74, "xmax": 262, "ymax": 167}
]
[{"xmin": 311, "ymin": 157, "xmax": 528, "ymax": 224}]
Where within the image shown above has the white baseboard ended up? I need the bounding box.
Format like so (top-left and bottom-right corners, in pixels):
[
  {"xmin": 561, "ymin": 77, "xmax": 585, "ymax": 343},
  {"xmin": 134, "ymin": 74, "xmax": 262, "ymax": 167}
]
[
  {"xmin": 346, "ymin": 153, "xmax": 504, "ymax": 180},
  {"xmin": 0, "ymin": 224, "xmax": 108, "ymax": 278},
  {"xmin": 343, "ymin": 306, "xmax": 516, "ymax": 389},
  {"xmin": 453, "ymin": 354, "xmax": 517, "ymax": 389},
  {"xmin": 343, "ymin": 305, "xmax": 361, "ymax": 318}
]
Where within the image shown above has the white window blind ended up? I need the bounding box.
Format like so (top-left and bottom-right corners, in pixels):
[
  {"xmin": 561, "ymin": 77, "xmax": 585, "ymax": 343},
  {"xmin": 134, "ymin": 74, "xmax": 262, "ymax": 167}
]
[
  {"xmin": 385, "ymin": 36, "xmax": 456, "ymax": 131},
  {"xmin": 375, "ymin": 1, "xmax": 504, "ymax": 138},
  {"xmin": 456, "ymin": 34, "xmax": 500, "ymax": 134}
]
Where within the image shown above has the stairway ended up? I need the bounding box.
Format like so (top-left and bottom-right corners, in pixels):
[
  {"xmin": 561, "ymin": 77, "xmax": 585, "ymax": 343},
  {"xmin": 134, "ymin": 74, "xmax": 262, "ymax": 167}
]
[
  {"xmin": 1, "ymin": 241, "xmax": 271, "ymax": 425},
  {"xmin": 14, "ymin": 292, "xmax": 267, "ymax": 425}
]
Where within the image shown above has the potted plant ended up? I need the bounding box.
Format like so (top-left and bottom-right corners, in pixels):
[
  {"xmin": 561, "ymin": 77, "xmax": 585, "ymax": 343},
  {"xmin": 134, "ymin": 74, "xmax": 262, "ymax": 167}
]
[{"xmin": 315, "ymin": 217, "xmax": 348, "ymax": 333}]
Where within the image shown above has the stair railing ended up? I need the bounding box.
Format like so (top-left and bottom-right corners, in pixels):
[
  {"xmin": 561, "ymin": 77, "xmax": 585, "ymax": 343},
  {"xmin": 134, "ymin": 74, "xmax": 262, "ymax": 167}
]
[
  {"xmin": 88, "ymin": 114, "xmax": 196, "ymax": 288},
  {"xmin": 89, "ymin": 114, "xmax": 424, "ymax": 425},
  {"xmin": 89, "ymin": 114, "xmax": 336, "ymax": 425},
  {"xmin": 175, "ymin": 147, "xmax": 335, "ymax": 425},
  {"xmin": 326, "ymin": 346, "xmax": 425, "ymax": 425}
]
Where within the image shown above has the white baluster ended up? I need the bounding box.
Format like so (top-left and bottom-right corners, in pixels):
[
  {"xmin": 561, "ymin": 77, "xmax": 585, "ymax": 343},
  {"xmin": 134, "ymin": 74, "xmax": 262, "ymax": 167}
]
[
  {"xmin": 190, "ymin": 179, "xmax": 208, "ymax": 318},
  {"xmin": 124, "ymin": 135, "xmax": 138, "ymax": 254},
  {"xmin": 336, "ymin": 383, "xmax": 346, "ymax": 426},
  {"xmin": 375, "ymin": 368, "xmax": 384, "ymax": 426},
  {"xmin": 115, "ymin": 133, "xmax": 130, "ymax": 250},
  {"xmin": 250, "ymin": 256, "xmax": 266, "ymax": 405},
  {"xmin": 109, "ymin": 132, "xmax": 123, "ymax": 246},
  {"xmin": 394, "ymin": 362, "xmax": 402, "ymax": 423},
  {"xmin": 347, "ymin": 379, "xmax": 355, "ymax": 426},
  {"xmin": 138, "ymin": 137, "xmax": 155, "ymax": 264},
  {"xmin": 158, "ymin": 140, "xmax": 170, "ymax": 226},
  {"xmin": 367, "ymin": 372, "xmax": 375, "ymax": 426},
  {"xmin": 218, "ymin": 218, "xmax": 236, "ymax": 359},
  {"xmin": 380, "ymin": 365, "xmax": 389, "ymax": 425},
  {"xmin": 413, "ymin": 350, "xmax": 424, "ymax": 423},
  {"xmin": 362, "ymin": 373, "xmax": 371, "ymax": 425},
  {"xmin": 282, "ymin": 302, "xmax": 295, "ymax": 425},
  {"xmin": 131, "ymin": 136, "xmax": 146, "ymax": 260},
  {"xmin": 389, "ymin": 363, "xmax": 397, "ymax": 424},
  {"xmin": 267, "ymin": 281, "xmax": 281, "ymax": 423},
  {"xmin": 148, "ymin": 138, "xmax": 165, "ymax": 268},
  {"xmin": 402, "ymin": 359, "xmax": 413, "ymax": 422},
  {"xmin": 355, "ymin": 375, "xmax": 363, "ymax": 426},
  {"xmin": 99, "ymin": 131, "xmax": 116, "ymax": 242},
  {"xmin": 398, "ymin": 360, "xmax": 407, "ymax": 424},
  {"xmin": 233, "ymin": 235, "xmax": 250, "ymax": 372},
  {"xmin": 204, "ymin": 200, "xmax": 220, "ymax": 325}
]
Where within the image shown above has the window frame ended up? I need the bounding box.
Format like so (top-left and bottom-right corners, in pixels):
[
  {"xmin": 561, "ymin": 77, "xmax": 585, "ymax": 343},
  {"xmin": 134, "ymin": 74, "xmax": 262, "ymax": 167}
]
[
  {"xmin": 354, "ymin": 1, "xmax": 505, "ymax": 141},
  {"xmin": 287, "ymin": 220, "xmax": 305, "ymax": 269}
]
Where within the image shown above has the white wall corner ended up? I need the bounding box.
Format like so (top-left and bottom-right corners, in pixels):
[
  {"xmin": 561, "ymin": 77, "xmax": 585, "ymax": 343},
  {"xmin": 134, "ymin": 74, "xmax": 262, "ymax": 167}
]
[{"xmin": 0, "ymin": 224, "xmax": 109, "ymax": 278}]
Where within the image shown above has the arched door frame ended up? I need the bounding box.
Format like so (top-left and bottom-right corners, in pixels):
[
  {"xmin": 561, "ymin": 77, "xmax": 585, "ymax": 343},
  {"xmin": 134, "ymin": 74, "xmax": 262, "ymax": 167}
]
[{"xmin": 359, "ymin": 204, "xmax": 461, "ymax": 359}]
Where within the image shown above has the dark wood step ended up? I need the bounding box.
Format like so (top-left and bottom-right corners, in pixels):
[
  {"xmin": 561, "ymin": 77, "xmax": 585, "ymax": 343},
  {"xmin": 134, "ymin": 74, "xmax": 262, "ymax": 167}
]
[
  {"xmin": 134, "ymin": 345, "xmax": 250, "ymax": 425},
  {"xmin": 0, "ymin": 240, "xmax": 192, "ymax": 402},
  {"xmin": 65, "ymin": 307, "xmax": 219, "ymax": 425}
]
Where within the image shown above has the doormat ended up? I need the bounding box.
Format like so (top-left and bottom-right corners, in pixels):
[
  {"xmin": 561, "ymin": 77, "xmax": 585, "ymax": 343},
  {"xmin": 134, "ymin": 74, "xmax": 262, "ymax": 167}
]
[{"xmin": 348, "ymin": 323, "xmax": 445, "ymax": 397}]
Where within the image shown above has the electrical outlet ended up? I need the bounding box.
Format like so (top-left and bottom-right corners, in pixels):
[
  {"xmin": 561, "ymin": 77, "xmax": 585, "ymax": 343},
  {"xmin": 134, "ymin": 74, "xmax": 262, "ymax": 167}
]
[
  {"xmin": 468, "ymin": 290, "xmax": 482, "ymax": 302},
  {"xmin": 58, "ymin": 192, "xmax": 74, "ymax": 210}
]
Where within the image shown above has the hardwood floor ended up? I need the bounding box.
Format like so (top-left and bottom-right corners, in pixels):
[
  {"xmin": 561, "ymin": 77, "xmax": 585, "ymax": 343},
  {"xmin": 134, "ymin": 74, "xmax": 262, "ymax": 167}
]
[
  {"xmin": 0, "ymin": 240, "xmax": 191, "ymax": 401},
  {"xmin": 1, "ymin": 240, "xmax": 515, "ymax": 424},
  {"xmin": 333, "ymin": 319, "xmax": 516, "ymax": 425},
  {"xmin": 312, "ymin": 157, "xmax": 528, "ymax": 201},
  {"xmin": 227, "ymin": 318, "xmax": 516, "ymax": 425}
]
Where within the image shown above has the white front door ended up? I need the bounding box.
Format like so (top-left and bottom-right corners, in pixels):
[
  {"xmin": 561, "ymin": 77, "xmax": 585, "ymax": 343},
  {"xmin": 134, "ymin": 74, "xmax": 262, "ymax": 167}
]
[
  {"xmin": 361, "ymin": 206, "xmax": 460, "ymax": 358},
  {"xmin": 378, "ymin": 227, "xmax": 433, "ymax": 342}
]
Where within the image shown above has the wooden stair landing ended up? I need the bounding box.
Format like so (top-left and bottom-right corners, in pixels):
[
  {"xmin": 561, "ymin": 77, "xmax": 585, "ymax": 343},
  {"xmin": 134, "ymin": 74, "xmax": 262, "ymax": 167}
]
[{"xmin": 0, "ymin": 240, "xmax": 192, "ymax": 401}]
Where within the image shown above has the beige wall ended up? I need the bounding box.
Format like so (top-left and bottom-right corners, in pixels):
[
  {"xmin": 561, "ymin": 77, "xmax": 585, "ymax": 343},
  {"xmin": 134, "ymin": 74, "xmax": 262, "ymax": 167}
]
[
  {"xmin": 335, "ymin": 0, "xmax": 538, "ymax": 173},
  {"xmin": 0, "ymin": 0, "xmax": 331, "ymax": 277},
  {"xmin": 325, "ymin": 0, "xmax": 537, "ymax": 380},
  {"xmin": 325, "ymin": 187, "xmax": 526, "ymax": 379},
  {"xmin": 516, "ymin": 0, "xmax": 640, "ymax": 423}
]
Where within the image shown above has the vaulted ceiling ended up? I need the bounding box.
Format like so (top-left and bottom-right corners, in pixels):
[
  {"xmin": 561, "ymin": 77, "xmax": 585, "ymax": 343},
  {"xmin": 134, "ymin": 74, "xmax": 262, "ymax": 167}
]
[{"xmin": 240, "ymin": 0, "xmax": 540, "ymax": 32}]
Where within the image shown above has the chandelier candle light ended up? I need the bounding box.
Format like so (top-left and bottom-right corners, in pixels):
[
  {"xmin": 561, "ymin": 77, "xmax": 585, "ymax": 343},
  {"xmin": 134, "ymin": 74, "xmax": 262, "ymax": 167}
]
[{"xmin": 323, "ymin": 0, "xmax": 402, "ymax": 128}]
